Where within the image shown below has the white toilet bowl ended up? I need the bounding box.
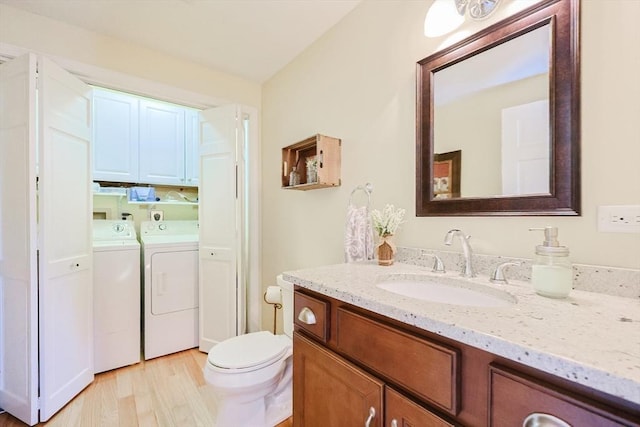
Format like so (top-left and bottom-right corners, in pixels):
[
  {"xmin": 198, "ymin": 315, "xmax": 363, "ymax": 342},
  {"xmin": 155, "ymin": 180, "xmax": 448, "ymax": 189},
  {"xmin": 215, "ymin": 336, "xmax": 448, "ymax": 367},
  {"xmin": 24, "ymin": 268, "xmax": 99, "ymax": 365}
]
[{"xmin": 204, "ymin": 275, "xmax": 294, "ymax": 427}]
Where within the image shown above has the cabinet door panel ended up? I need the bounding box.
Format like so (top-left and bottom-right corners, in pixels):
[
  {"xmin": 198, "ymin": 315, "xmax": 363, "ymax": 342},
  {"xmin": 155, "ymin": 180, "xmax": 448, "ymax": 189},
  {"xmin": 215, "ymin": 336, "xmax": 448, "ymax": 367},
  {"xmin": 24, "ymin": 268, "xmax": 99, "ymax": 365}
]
[
  {"xmin": 489, "ymin": 365, "xmax": 637, "ymax": 427},
  {"xmin": 92, "ymin": 88, "xmax": 139, "ymax": 182},
  {"xmin": 336, "ymin": 308, "xmax": 460, "ymax": 415},
  {"xmin": 386, "ymin": 388, "xmax": 454, "ymax": 427},
  {"xmin": 139, "ymin": 99, "xmax": 185, "ymax": 185},
  {"xmin": 294, "ymin": 332, "xmax": 383, "ymax": 427}
]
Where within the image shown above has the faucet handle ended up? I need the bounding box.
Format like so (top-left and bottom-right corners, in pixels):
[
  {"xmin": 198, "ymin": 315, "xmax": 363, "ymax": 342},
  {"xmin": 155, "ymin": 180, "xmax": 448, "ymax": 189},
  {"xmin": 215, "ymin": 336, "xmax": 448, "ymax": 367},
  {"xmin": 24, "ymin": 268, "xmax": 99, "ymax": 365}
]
[
  {"xmin": 490, "ymin": 261, "xmax": 521, "ymax": 284},
  {"xmin": 431, "ymin": 254, "xmax": 445, "ymax": 274}
]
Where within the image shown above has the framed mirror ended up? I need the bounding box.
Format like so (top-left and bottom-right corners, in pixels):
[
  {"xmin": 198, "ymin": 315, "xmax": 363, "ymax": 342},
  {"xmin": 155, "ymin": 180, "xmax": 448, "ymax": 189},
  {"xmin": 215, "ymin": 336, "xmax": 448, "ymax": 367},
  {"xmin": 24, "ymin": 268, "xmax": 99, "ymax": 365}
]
[{"xmin": 416, "ymin": 0, "xmax": 580, "ymax": 216}]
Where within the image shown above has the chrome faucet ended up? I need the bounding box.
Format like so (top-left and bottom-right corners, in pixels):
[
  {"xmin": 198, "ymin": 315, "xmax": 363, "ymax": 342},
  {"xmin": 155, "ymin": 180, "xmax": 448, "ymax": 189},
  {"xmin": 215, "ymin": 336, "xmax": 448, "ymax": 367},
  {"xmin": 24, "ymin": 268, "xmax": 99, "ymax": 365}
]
[{"xmin": 444, "ymin": 229, "xmax": 476, "ymax": 278}]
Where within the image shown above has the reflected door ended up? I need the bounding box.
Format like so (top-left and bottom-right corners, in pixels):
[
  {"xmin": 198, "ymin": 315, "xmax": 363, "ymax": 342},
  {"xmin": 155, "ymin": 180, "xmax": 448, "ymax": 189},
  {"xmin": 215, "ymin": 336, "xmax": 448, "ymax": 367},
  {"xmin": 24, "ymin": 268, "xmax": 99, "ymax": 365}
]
[{"xmin": 501, "ymin": 99, "xmax": 550, "ymax": 196}]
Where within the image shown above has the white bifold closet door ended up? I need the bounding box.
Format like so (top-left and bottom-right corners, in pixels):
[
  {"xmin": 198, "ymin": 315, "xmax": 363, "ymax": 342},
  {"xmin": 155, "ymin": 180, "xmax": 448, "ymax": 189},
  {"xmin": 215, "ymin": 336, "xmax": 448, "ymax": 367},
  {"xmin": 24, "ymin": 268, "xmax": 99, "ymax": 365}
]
[
  {"xmin": 0, "ymin": 53, "xmax": 93, "ymax": 425},
  {"xmin": 198, "ymin": 105, "xmax": 242, "ymax": 353},
  {"xmin": 0, "ymin": 52, "xmax": 39, "ymax": 427}
]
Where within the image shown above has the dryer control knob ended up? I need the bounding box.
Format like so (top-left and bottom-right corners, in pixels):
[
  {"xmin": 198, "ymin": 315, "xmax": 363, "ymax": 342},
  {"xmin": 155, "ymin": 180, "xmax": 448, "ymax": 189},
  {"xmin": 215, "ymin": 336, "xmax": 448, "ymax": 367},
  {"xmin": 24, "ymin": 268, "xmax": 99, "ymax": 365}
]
[{"xmin": 158, "ymin": 223, "xmax": 167, "ymax": 231}]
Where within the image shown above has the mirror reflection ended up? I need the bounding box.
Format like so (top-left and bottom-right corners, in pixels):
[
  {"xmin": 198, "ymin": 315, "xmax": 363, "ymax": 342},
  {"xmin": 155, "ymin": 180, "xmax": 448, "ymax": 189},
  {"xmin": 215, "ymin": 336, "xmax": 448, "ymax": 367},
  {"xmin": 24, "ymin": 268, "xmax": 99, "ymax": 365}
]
[{"xmin": 433, "ymin": 24, "xmax": 551, "ymax": 199}]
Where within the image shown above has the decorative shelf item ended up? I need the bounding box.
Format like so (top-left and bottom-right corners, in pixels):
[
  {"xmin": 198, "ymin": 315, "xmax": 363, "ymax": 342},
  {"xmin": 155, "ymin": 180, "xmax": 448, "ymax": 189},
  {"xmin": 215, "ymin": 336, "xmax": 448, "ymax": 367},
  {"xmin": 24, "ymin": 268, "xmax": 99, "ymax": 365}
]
[{"xmin": 281, "ymin": 134, "xmax": 341, "ymax": 191}]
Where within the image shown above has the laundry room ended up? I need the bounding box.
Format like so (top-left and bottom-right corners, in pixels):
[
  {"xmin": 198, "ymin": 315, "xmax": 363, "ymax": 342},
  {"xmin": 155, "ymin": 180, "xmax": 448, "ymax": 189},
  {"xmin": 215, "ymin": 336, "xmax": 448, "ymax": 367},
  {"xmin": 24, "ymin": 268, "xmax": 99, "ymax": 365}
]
[{"xmin": 90, "ymin": 87, "xmax": 205, "ymax": 368}]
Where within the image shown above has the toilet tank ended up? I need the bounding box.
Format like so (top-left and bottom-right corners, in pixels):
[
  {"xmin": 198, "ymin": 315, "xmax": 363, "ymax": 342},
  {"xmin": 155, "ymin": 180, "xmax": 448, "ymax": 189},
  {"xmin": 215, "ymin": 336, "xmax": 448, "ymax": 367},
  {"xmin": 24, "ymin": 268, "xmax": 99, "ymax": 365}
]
[{"xmin": 276, "ymin": 275, "xmax": 294, "ymax": 338}]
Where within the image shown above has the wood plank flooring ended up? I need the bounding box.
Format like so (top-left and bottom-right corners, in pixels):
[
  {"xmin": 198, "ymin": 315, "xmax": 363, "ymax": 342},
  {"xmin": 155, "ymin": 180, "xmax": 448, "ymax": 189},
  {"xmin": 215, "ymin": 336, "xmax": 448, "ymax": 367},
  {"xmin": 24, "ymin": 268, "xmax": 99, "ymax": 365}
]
[{"xmin": 0, "ymin": 349, "xmax": 293, "ymax": 427}]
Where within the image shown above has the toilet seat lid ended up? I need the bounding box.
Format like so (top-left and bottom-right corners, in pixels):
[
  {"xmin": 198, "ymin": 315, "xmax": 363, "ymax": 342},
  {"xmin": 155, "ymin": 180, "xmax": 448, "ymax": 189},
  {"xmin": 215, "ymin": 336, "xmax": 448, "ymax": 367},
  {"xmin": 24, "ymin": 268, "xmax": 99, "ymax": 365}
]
[{"xmin": 207, "ymin": 331, "xmax": 289, "ymax": 370}]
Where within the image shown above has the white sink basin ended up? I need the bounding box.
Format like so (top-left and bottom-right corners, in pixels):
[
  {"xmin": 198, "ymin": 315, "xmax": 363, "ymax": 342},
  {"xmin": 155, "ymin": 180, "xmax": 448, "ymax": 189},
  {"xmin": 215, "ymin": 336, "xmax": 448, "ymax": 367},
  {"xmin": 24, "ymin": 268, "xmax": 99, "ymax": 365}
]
[{"xmin": 376, "ymin": 275, "xmax": 516, "ymax": 308}]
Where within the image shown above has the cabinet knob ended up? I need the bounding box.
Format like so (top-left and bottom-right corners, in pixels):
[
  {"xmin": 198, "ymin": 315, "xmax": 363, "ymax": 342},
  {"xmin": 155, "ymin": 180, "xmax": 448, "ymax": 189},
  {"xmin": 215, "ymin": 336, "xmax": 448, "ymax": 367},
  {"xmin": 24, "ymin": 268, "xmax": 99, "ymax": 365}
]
[
  {"xmin": 523, "ymin": 413, "xmax": 571, "ymax": 427},
  {"xmin": 364, "ymin": 406, "xmax": 376, "ymax": 427},
  {"xmin": 390, "ymin": 420, "xmax": 398, "ymax": 427},
  {"xmin": 297, "ymin": 307, "xmax": 317, "ymax": 325}
]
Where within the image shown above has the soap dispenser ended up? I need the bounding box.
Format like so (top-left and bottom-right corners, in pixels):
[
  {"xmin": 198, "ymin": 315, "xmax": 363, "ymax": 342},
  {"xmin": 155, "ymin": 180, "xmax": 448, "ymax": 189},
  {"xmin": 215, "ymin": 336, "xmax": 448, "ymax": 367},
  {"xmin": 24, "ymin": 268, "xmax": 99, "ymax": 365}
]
[{"xmin": 529, "ymin": 227, "xmax": 572, "ymax": 298}]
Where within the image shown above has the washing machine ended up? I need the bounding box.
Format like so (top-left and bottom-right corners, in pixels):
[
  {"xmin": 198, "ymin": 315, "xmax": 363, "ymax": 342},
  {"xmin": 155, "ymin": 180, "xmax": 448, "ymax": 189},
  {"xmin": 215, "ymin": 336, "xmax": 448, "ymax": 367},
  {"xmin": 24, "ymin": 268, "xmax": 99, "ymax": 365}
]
[
  {"xmin": 92, "ymin": 220, "xmax": 141, "ymax": 373},
  {"xmin": 141, "ymin": 220, "xmax": 199, "ymax": 360}
]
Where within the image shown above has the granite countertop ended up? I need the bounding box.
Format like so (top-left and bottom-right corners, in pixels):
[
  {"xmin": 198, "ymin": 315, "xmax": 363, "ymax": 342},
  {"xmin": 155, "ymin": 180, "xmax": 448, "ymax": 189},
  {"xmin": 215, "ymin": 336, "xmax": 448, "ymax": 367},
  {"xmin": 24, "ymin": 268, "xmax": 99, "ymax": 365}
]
[{"xmin": 283, "ymin": 261, "xmax": 640, "ymax": 405}]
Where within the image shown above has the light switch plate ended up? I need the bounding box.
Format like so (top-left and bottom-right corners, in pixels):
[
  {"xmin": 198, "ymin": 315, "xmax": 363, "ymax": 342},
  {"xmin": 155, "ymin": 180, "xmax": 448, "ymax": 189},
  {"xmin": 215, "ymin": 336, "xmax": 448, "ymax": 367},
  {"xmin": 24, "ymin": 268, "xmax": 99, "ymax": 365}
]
[{"xmin": 597, "ymin": 205, "xmax": 640, "ymax": 233}]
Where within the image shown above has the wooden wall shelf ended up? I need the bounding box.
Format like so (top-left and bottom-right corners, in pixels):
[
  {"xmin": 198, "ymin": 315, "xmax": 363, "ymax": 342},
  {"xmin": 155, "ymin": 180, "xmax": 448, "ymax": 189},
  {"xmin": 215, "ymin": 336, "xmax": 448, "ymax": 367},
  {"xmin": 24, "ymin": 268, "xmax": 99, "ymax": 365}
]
[{"xmin": 281, "ymin": 134, "xmax": 341, "ymax": 190}]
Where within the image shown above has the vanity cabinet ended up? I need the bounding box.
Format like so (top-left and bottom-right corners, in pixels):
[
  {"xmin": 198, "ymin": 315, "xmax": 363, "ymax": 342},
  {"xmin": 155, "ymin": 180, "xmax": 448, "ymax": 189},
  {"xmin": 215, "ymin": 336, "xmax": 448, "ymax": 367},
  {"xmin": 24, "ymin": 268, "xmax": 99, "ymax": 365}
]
[
  {"xmin": 294, "ymin": 290, "xmax": 457, "ymax": 426},
  {"xmin": 281, "ymin": 134, "xmax": 341, "ymax": 190},
  {"xmin": 293, "ymin": 288, "xmax": 640, "ymax": 427}
]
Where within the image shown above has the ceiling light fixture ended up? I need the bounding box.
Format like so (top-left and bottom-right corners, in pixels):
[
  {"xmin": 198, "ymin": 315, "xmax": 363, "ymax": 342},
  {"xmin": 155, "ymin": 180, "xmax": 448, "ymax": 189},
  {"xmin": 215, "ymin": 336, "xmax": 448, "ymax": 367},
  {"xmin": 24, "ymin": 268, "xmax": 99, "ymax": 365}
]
[{"xmin": 424, "ymin": 0, "xmax": 501, "ymax": 38}]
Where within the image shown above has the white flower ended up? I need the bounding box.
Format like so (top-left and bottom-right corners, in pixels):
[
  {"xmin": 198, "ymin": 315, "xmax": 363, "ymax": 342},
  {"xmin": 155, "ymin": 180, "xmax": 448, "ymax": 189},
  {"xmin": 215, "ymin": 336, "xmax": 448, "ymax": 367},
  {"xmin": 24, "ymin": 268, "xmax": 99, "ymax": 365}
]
[
  {"xmin": 371, "ymin": 204, "xmax": 405, "ymax": 237},
  {"xmin": 305, "ymin": 157, "xmax": 318, "ymax": 171}
]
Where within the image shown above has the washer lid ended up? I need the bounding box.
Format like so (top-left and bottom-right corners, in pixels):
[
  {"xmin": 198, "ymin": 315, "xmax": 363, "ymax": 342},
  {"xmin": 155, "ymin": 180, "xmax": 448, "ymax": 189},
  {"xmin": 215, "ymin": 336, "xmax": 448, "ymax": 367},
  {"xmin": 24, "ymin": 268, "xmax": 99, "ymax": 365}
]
[{"xmin": 207, "ymin": 331, "xmax": 289, "ymax": 370}]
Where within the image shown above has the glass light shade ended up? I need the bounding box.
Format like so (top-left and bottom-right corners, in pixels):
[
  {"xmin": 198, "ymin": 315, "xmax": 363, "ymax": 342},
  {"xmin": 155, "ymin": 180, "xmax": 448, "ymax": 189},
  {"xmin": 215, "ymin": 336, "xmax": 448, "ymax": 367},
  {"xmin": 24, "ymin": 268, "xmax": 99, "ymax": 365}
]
[{"xmin": 424, "ymin": 0, "xmax": 465, "ymax": 38}]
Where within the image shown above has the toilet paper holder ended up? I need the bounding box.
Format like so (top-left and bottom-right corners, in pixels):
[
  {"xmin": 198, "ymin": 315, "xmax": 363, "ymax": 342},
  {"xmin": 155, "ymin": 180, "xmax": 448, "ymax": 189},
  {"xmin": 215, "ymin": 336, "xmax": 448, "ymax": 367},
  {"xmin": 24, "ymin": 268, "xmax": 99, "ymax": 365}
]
[{"xmin": 263, "ymin": 286, "xmax": 282, "ymax": 334}]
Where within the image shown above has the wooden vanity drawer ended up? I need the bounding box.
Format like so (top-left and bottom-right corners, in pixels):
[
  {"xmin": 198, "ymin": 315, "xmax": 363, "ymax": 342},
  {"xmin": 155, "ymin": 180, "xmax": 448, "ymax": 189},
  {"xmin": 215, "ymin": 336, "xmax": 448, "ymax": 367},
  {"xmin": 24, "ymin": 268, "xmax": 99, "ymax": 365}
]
[
  {"xmin": 386, "ymin": 387, "xmax": 454, "ymax": 427},
  {"xmin": 489, "ymin": 364, "xmax": 638, "ymax": 427},
  {"xmin": 294, "ymin": 291, "xmax": 330, "ymax": 343},
  {"xmin": 336, "ymin": 308, "xmax": 460, "ymax": 415}
]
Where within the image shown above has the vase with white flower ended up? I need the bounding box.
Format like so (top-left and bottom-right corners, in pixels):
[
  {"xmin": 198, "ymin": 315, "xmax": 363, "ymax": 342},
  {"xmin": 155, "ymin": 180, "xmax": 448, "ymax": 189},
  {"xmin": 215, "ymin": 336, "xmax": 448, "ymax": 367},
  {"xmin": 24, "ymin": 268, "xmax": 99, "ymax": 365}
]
[
  {"xmin": 305, "ymin": 157, "xmax": 318, "ymax": 184},
  {"xmin": 371, "ymin": 204, "xmax": 405, "ymax": 266}
]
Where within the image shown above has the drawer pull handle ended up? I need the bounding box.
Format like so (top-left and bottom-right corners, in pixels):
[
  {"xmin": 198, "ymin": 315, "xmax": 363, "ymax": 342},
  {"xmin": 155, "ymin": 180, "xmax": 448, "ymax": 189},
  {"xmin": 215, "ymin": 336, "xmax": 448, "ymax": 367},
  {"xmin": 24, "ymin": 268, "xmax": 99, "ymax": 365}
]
[
  {"xmin": 391, "ymin": 420, "xmax": 398, "ymax": 427},
  {"xmin": 523, "ymin": 413, "xmax": 571, "ymax": 427},
  {"xmin": 297, "ymin": 307, "xmax": 317, "ymax": 325},
  {"xmin": 364, "ymin": 406, "xmax": 375, "ymax": 427}
]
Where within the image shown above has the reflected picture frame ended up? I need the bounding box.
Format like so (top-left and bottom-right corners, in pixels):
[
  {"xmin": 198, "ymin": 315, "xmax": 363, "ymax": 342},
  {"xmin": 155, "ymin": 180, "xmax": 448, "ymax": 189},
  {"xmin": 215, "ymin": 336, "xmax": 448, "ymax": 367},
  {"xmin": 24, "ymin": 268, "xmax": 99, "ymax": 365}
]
[{"xmin": 433, "ymin": 150, "xmax": 461, "ymax": 199}]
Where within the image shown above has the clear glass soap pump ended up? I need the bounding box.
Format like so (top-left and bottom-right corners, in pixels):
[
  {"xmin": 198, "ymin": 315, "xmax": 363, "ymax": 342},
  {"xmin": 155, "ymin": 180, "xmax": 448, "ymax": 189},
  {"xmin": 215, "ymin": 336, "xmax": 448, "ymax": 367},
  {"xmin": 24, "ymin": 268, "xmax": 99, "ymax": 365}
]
[{"xmin": 529, "ymin": 227, "xmax": 572, "ymax": 298}]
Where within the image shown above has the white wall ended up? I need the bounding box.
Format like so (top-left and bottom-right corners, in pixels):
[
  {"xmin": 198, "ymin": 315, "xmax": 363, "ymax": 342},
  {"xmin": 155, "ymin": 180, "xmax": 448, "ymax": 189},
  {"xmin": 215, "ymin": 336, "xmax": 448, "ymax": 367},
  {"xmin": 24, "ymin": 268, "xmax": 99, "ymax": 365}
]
[
  {"xmin": 0, "ymin": 3, "xmax": 261, "ymax": 108},
  {"xmin": 262, "ymin": 0, "xmax": 640, "ymax": 293}
]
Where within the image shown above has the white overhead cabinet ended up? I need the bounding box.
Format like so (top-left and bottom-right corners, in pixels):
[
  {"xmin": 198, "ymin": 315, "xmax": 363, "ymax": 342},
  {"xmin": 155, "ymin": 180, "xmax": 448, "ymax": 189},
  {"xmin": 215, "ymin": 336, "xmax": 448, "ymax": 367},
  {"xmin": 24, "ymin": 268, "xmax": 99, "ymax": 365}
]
[
  {"xmin": 92, "ymin": 89, "xmax": 139, "ymax": 182},
  {"xmin": 138, "ymin": 99, "xmax": 185, "ymax": 185},
  {"xmin": 92, "ymin": 89, "xmax": 199, "ymax": 187},
  {"xmin": 0, "ymin": 53, "xmax": 94, "ymax": 425}
]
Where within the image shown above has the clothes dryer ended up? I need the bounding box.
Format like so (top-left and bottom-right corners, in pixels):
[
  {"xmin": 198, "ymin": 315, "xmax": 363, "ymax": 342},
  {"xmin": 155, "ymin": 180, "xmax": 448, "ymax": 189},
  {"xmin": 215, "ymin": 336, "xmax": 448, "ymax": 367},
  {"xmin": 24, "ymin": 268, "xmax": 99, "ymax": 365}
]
[
  {"xmin": 141, "ymin": 220, "xmax": 199, "ymax": 360},
  {"xmin": 92, "ymin": 220, "xmax": 141, "ymax": 373}
]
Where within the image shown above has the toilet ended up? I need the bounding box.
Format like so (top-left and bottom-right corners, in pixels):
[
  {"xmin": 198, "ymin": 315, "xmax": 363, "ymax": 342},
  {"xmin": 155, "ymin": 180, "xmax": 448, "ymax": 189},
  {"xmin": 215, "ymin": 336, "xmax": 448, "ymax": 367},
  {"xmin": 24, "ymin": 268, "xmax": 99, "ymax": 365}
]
[{"xmin": 204, "ymin": 275, "xmax": 294, "ymax": 427}]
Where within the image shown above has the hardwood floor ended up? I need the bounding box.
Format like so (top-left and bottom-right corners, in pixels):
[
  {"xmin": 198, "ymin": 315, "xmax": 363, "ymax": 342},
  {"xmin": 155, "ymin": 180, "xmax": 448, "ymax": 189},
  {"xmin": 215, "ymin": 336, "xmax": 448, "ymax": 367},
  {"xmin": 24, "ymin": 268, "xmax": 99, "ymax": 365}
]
[{"xmin": 0, "ymin": 349, "xmax": 293, "ymax": 427}]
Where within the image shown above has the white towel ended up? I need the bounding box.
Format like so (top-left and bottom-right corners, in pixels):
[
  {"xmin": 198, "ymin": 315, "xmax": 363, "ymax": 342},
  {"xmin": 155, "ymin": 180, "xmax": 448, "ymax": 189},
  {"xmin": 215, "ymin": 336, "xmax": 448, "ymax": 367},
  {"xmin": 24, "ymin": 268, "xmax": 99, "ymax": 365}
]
[{"xmin": 344, "ymin": 204, "xmax": 374, "ymax": 262}]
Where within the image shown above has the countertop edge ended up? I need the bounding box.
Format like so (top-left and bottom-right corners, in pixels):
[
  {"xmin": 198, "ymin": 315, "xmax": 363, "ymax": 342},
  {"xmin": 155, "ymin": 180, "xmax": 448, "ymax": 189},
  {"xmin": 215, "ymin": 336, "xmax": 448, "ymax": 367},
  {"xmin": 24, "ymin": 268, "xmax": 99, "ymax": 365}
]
[{"xmin": 283, "ymin": 271, "xmax": 640, "ymax": 406}]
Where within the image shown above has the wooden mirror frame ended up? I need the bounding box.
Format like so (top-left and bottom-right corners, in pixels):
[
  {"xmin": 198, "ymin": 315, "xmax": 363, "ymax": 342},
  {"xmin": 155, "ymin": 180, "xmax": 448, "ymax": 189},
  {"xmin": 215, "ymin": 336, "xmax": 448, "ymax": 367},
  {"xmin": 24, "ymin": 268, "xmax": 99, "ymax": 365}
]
[{"xmin": 416, "ymin": 0, "xmax": 580, "ymax": 216}]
